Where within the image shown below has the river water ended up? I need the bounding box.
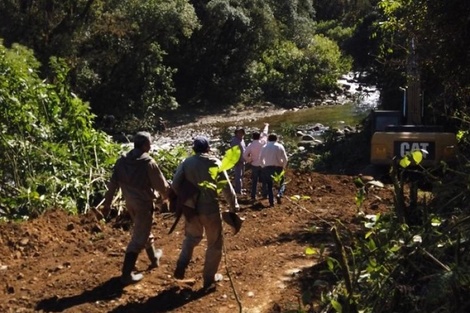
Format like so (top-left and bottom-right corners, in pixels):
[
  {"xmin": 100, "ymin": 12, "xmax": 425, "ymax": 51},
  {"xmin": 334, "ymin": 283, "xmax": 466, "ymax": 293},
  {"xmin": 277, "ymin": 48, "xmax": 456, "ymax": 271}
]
[
  {"xmin": 222, "ymin": 72, "xmax": 380, "ymax": 140},
  {"xmin": 152, "ymin": 72, "xmax": 380, "ymax": 150}
]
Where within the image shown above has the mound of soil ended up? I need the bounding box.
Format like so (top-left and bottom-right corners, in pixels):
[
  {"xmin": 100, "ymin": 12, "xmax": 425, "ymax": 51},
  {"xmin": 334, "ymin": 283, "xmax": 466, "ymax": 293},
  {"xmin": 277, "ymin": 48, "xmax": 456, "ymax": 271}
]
[{"xmin": 0, "ymin": 168, "xmax": 393, "ymax": 313}]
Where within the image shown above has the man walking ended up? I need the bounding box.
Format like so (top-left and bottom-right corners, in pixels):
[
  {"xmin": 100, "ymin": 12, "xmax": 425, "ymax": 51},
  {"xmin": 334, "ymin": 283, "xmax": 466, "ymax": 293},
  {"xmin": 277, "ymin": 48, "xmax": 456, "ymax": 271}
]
[
  {"xmin": 171, "ymin": 136, "xmax": 239, "ymax": 292},
  {"xmin": 260, "ymin": 133, "xmax": 288, "ymax": 207},
  {"xmin": 102, "ymin": 131, "xmax": 170, "ymax": 285},
  {"xmin": 230, "ymin": 127, "xmax": 246, "ymax": 195},
  {"xmin": 243, "ymin": 123, "xmax": 269, "ymax": 202}
]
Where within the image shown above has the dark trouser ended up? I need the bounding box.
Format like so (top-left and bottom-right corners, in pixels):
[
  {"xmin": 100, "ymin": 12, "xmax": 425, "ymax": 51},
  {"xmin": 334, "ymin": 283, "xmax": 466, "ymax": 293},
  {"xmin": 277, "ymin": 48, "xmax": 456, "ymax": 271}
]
[
  {"xmin": 233, "ymin": 162, "xmax": 244, "ymax": 194},
  {"xmin": 250, "ymin": 165, "xmax": 267, "ymax": 200},
  {"xmin": 262, "ymin": 166, "xmax": 285, "ymax": 205}
]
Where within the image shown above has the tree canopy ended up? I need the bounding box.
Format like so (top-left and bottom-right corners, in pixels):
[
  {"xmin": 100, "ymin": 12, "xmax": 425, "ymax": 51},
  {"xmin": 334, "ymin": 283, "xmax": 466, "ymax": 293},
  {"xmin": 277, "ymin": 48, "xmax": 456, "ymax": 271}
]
[
  {"xmin": 2, "ymin": 1, "xmax": 470, "ymax": 312},
  {"xmin": 0, "ymin": 40, "xmax": 119, "ymax": 217},
  {"xmin": 0, "ymin": 0, "xmax": 354, "ymax": 128}
]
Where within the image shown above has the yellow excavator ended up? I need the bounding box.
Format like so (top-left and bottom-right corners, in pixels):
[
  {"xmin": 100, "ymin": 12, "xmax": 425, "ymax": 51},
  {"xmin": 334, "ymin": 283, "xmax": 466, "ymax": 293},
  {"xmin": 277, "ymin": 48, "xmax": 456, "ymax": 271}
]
[{"xmin": 370, "ymin": 39, "xmax": 458, "ymax": 167}]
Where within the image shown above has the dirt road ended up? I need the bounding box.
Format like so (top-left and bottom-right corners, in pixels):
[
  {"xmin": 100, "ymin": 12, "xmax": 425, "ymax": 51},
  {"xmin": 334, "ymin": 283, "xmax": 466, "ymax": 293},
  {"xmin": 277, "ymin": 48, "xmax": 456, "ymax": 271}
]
[{"xmin": 0, "ymin": 168, "xmax": 393, "ymax": 313}]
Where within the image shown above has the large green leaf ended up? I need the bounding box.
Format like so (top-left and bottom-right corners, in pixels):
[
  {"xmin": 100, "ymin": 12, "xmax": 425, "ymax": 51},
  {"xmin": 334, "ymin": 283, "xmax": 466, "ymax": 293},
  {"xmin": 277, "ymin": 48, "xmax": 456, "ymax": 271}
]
[
  {"xmin": 411, "ymin": 150, "xmax": 423, "ymax": 164},
  {"xmin": 208, "ymin": 166, "xmax": 219, "ymax": 181},
  {"xmin": 219, "ymin": 145, "xmax": 241, "ymax": 172},
  {"xmin": 399, "ymin": 155, "xmax": 411, "ymax": 168}
]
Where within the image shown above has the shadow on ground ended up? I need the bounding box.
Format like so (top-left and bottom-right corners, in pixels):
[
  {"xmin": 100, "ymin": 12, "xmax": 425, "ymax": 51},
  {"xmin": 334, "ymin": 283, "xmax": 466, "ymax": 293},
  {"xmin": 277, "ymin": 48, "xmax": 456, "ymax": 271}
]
[
  {"xmin": 36, "ymin": 278, "xmax": 214, "ymax": 313},
  {"xmin": 36, "ymin": 277, "xmax": 124, "ymax": 312},
  {"xmin": 109, "ymin": 286, "xmax": 214, "ymax": 313}
]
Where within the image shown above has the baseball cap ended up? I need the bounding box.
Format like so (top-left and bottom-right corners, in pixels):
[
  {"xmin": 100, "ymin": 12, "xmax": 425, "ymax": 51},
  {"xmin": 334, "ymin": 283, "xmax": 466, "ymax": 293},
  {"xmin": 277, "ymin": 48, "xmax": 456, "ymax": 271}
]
[{"xmin": 193, "ymin": 136, "xmax": 210, "ymax": 153}]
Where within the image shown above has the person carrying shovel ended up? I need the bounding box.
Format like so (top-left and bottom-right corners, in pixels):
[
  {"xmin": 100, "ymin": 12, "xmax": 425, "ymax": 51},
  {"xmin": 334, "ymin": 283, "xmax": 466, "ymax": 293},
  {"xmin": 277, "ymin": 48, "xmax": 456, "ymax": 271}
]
[{"xmin": 170, "ymin": 136, "xmax": 240, "ymax": 292}]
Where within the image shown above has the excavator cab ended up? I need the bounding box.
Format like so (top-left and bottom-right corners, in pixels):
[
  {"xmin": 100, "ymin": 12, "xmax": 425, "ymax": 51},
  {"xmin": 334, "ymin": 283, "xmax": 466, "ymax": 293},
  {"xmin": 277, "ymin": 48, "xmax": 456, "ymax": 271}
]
[
  {"xmin": 370, "ymin": 38, "xmax": 458, "ymax": 167},
  {"xmin": 369, "ymin": 99, "xmax": 458, "ymax": 167}
]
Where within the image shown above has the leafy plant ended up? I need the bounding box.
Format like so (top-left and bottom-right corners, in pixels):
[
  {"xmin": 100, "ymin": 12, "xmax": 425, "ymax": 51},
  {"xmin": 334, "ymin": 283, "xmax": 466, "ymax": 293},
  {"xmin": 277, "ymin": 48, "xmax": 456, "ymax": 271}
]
[
  {"xmin": 199, "ymin": 145, "xmax": 241, "ymax": 194},
  {"xmin": 271, "ymin": 169, "xmax": 285, "ymax": 185},
  {"xmin": 317, "ymin": 143, "xmax": 470, "ymax": 313},
  {"xmin": 0, "ymin": 41, "xmax": 120, "ymax": 219},
  {"xmin": 247, "ymin": 36, "xmax": 351, "ymax": 103},
  {"xmin": 150, "ymin": 145, "xmax": 189, "ymax": 180}
]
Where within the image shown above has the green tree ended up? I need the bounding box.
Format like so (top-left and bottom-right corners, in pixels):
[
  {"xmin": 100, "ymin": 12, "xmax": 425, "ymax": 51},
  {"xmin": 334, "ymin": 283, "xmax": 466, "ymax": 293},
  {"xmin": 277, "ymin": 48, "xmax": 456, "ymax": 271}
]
[
  {"xmin": 72, "ymin": 0, "xmax": 200, "ymax": 127},
  {"xmin": 266, "ymin": 0, "xmax": 317, "ymax": 47},
  {"xmin": 374, "ymin": 0, "xmax": 470, "ymax": 123},
  {"xmin": 248, "ymin": 36, "xmax": 351, "ymax": 104},
  {"xmin": 0, "ymin": 40, "xmax": 119, "ymax": 218},
  {"xmin": 173, "ymin": 0, "xmax": 279, "ymax": 108},
  {"xmin": 0, "ymin": 0, "xmax": 200, "ymax": 128}
]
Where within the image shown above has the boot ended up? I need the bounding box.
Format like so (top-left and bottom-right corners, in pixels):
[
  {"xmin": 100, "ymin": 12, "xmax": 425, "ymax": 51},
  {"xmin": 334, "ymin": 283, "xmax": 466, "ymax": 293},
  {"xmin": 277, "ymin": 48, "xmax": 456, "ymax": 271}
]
[
  {"xmin": 174, "ymin": 262, "xmax": 187, "ymax": 280},
  {"xmin": 121, "ymin": 252, "xmax": 143, "ymax": 285},
  {"xmin": 145, "ymin": 246, "xmax": 162, "ymax": 269}
]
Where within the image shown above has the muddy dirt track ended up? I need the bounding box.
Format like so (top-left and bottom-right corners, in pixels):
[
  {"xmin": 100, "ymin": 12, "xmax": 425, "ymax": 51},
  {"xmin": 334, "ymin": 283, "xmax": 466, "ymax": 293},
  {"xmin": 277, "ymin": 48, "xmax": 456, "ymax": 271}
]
[
  {"xmin": 0, "ymin": 166, "xmax": 393, "ymax": 313},
  {"xmin": 0, "ymin": 105, "xmax": 394, "ymax": 312}
]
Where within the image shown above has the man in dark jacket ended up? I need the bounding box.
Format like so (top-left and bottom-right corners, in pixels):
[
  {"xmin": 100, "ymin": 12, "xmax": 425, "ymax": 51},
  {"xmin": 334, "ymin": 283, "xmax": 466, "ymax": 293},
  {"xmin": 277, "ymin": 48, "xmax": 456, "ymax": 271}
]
[
  {"xmin": 171, "ymin": 136, "xmax": 239, "ymax": 292},
  {"xmin": 102, "ymin": 131, "xmax": 170, "ymax": 285}
]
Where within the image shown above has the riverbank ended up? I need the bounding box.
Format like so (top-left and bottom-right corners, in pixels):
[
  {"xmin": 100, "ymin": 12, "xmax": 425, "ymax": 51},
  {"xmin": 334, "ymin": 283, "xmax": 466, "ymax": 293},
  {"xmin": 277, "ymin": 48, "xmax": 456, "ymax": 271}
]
[{"xmin": 167, "ymin": 102, "xmax": 287, "ymax": 129}]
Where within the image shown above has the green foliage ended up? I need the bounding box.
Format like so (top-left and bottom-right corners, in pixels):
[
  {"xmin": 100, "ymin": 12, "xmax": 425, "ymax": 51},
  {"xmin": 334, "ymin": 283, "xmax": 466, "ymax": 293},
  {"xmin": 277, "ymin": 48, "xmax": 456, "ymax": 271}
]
[
  {"xmin": 219, "ymin": 145, "xmax": 241, "ymax": 173},
  {"xmin": 398, "ymin": 149, "xmax": 424, "ymax": 168},
  {"xmin": 322, "ymin": 205, "xmax": 470, "ymax": 312},
  {"xmin": 271, "ymin": 170, "xmax": 285, "ymax": 185},
  {"xmin": 314, "ymin": 0, "xmax": 375, "ymax": 23},
  {"xmin": 316, "ymin": 20, "xmax": 355, "ymax": 45},
  {"xmin": 75, "ymin": 0, "xmax": 200, "ymax": 122},
  {"xmin": 199, "ymin": 145, "xmax": 240, "ymax": 194},
  {"xmin": 374, "ymin": 0, "xmax": 470, "ymax": 123},
  {"xmin": 0, "ymin": 0, "xmax": 201, "ymax": 127},
  {"xmin": 150, "ymin": 145, "xmax": 189, "ymax": 180},
  {"xmin": 319, "ymin": 142, "xmax": 470, "ymax": 312},
  {"xmin": 248, "ymin": 36, "xmax": 351, "ymax": 104},
  {"xmin": 0, "ymin": 0, "xmax": 361, "ymax": 127},
  {"xmin": 174, "ymin": 0, "xmax": 280, "ymax": 107},
  {"xmin": 265, "ymin": 0, "xmax": 317, "ymax": 48},
  {"xmin": 354, "ymin": 177, "xmax": 367, "ymax": 209},
  {"xmin": 0, "ymin": 41, "xmax": 120, "ymax": 219},
  {"xmin": 279, "ymin": 122, "xmax": 297, "ymax": 137}
]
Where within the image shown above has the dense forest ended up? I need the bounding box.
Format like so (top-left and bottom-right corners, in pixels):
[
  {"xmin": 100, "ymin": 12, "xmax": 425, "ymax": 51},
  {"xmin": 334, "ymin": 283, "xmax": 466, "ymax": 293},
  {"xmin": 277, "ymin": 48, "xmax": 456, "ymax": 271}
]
[
  {"xmin": 2, "ymin": 0, "xmax": 470, "ymax": 312},
  {"xmin": 2, "ymin": 1, "xmax": 469, "ymax": 129}
]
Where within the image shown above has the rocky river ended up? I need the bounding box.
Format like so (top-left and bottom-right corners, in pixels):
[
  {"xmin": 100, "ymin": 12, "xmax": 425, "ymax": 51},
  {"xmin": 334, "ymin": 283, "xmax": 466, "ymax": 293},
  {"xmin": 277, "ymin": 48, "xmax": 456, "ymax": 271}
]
[{"xmin": 117, "ymin": 72, "xmax": 381, "ymax": 152}]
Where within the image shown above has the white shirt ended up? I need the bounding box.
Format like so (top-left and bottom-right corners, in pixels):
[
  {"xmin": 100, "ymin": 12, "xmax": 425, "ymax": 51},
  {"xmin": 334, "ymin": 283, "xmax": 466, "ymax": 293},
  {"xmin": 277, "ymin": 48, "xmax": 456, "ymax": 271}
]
[
  {"xmin": 260, "ymin": 141, "xmax": 288, "ymax": 168},
  {"xmin": 243, "ymin": 125, "xmax": 269, "ymax": 167}
]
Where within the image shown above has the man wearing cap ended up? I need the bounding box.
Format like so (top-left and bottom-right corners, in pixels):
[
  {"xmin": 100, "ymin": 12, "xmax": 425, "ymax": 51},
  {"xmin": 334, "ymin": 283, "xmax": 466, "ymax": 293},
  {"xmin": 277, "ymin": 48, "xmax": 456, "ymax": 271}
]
[
  {"xmin": 230, "ymin": 128, "xmax": 246, "ymax": 195},
  {"xmin": 243, "ymin": 123, "xmax": 269, "ymax": 202},
  {"xmin": 171, "ymin": 136, "xmax": 239, "ymax": 292},
  {"xmin": 102, "ymin": 131, "xmax": 171, "ymax": 285},
  {"xmin": 260, "ymin": 133, "xmax": 288, "ymax": 207}
]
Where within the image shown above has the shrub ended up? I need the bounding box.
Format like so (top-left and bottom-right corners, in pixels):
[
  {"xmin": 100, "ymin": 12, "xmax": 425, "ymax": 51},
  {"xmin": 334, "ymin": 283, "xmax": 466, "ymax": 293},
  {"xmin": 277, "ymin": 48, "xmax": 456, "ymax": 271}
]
[
  {"xmin": 0, "ymin": 41, "xmax": 120, "ymax": 219},
  {"xmin": 247, "ymin": 36, "xmax": 351, "ymax": 103}
]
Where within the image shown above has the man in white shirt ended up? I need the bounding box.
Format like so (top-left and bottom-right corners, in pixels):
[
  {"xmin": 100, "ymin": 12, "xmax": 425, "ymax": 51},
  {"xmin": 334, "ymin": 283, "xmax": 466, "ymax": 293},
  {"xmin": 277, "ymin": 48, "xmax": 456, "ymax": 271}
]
[
  {"xmin": 259, "ymin": 133, "xmax": 288, "ymax": 207},
  {"xmin": 243, "ymin": 123, "xmax": 269, "ymax": 201}
]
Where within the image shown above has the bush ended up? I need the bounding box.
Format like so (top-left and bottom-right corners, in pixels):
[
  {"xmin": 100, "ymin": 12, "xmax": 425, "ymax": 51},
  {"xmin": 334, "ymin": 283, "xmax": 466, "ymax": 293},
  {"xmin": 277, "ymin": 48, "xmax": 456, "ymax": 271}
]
[
  {"xmin": 0, "ymin": 41, "xmax": 120, "ymax": 219},
  {"xmin": 247, "ymin": 36, "xmax": 351, "ymax": 103}
]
